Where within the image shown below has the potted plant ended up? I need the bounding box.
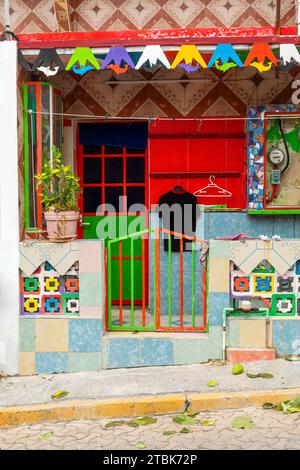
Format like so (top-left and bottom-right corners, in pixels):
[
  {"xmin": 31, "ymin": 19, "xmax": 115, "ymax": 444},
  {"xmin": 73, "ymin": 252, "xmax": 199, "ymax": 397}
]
[{"xmin": 35, "ymin": 146, "xmax": 81, "ymax": 242}]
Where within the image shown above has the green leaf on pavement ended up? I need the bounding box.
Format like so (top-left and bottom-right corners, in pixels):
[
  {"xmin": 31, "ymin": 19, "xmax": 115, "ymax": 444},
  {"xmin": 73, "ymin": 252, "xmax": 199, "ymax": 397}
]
[
  {"xmin": 246, "ymin": 373, "xmax": 260, "ymax": 378},
  {"xmin": 180, "ymin": 427, "xmax": 192, "ymax": 434},
  {"xmin": 259, "ymin": 373, "xmax": 274, "ymax": 379},
  {"xmin": 51, "ymin": 390, "xmax": 69, "ymax": 400},
  {"xmin": 285, "ymin": 356, "xmax": 300, "ymax": 361},
  {"xmin": 131, "ymin": 416, "xmax": 157, "ymax": 426},
  {"xmin": 184, "ymin": 408, "xmax": 199, "ymax": 417},
  {"xmin": 163, "ymin": 431, "xmax": 177, "ymax": 436},
  {"xmin": 40, "ymin": 432, "xmax": 53, "ymax": 440},
  {"xmin": 286, "ymin": 407, "xmax": 300, "ymax": 413},
  {"xmin": 105, "ymin": 420, "xmax": 126, "ymax": 428},
  {"xmin": 262, "ymin": 403, "xmax": 274, "ymax": 409},
  {"xmin": 199, "ymin": 419, "xmax": 215, "ymax": 426},
  {"xmin": 232, "ymin": 416, "xmax": 254, "ymax": 429},
  {"xmin": 207, "ymin": 379, "xmax": 218, "ymax": 387},
  {"xmin": 135, "ymin": 442, "xmax": 146, "ymax": 449},
  {"xmin": 173, "ymin": 415, "xmax": 198, "ymax": 425}
]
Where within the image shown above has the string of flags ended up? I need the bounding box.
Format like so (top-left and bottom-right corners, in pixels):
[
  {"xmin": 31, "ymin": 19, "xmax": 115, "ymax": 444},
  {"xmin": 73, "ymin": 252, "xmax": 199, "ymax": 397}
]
[{"xmin": 19, "ymin": 43, "xmax": 300, "ymax": 77}]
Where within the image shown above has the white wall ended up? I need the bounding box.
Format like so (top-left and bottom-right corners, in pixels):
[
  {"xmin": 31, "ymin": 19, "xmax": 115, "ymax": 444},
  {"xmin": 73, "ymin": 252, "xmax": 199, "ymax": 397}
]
[{"xmin": 0, "ymin": 40, "xmax": 20, "ymax": 375}]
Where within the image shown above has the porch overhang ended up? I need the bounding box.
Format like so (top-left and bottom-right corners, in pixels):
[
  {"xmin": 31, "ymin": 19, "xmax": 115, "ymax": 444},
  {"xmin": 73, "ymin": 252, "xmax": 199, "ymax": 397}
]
[{"xmin": 17, "ymin": 26, "xmax": 299, "ymax": 50}]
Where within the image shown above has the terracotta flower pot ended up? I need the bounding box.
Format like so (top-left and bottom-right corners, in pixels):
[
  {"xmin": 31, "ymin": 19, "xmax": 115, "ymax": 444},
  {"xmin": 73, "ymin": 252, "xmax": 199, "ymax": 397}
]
[{"xmin": 44, "ymin": 210, "xmax": 80, "ymax": 242}]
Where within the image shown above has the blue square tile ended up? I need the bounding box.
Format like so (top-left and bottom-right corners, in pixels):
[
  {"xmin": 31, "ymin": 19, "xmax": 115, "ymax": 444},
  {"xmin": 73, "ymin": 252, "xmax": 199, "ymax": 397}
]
[
  {"xmin": 208, "ymin": 292, "xmax": 229, "ymax": 326},
  {"xmin": 141, "ymin": 339, "xmax": 173, "ymax": 366},
  {"xmin": 105, "ymin": 338, "xmax": 141, "ymax": 368},
  {"xmin": 69, "ymin": 319, "xmax": 102, "ymax": 352},
  {"xmin": 35, "ymin": 352, "xmax": 68, "ymax": 374},
  {"xmin": 272, "ymin": 320, "xmax": 300, "ymax": 355}
]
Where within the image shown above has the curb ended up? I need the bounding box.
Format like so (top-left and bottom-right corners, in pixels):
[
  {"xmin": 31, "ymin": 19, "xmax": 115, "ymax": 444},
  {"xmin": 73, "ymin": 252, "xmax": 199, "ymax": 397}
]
[{"xmin": 0, "ymin": 388, "xmax": 299, "ymax": 428}]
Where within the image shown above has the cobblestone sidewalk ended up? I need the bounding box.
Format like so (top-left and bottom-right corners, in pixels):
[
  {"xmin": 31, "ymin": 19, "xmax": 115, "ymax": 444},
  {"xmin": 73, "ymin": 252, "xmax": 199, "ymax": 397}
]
[{"xmin": 0, "ymin": 407, "xmax": 300, "ymax": 450}]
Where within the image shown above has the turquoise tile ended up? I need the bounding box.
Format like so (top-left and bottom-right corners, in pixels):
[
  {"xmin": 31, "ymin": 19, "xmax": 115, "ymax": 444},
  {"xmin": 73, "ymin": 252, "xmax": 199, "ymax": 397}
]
[
  {"xmin": 207, "ymin": 326, "xmax": 223, "ymax": 360},
  {"xmin": 174, "ymin": 338, "xmax": 209, "ymax": 365},
  {"xmin": 68, "ymin": 353, "xmax": 102, "ymax": 372},
  {"xmin": 272, "ymin": 320, "xmax": 300, "ymax": 355},
  {"xmin": 209, "ymin": 240, "xmax": 230, "ymax": 259},
  {"xmin": 105, "ymin": 338, "xmax": 141, "ymax": 368},
  {"xmin": 208, "ymin": 292, "xmax": 229, "ymax": 326},
  {"xmin": 69, "ymin": 319, "xmax": 102, "ymax": 352},
  {"xmin": 79, "ymin": 272, "xmax": 102, "ymax": 306},
  {"xmin": 141, "ymin": 339, "xmax": 173, "ymax": 366},
  {"xmin": 35, "ymin": 352, "xmax": 67, "ymax": 374},
  {"xmin": 19, "ymin": 318, "xmax": 35, "ymax": 352}
]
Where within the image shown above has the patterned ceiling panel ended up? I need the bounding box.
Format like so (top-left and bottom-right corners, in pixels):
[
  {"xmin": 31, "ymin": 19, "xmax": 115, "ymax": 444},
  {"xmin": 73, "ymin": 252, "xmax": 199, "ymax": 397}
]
[
  {"xmin": 0, "ymin": 0, "xmax": 296, "ymax": 33},
  {"xmin": 46, "ymin": 66, "xmax": 300, "ymax": 118}
]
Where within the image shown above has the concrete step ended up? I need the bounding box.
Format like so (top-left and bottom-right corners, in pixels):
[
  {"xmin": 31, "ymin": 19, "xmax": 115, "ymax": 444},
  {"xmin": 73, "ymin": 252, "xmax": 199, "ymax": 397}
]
[{"xmin": 227, "ymin": 348, "xmax": 276, "ymax": 363}]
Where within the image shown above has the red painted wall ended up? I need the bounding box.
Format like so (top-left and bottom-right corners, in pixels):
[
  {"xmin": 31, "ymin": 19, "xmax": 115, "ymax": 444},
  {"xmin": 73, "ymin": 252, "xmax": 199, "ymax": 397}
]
[{"xmin": 149, "ymin": 119, "xmax": 247, "ymax": 209}]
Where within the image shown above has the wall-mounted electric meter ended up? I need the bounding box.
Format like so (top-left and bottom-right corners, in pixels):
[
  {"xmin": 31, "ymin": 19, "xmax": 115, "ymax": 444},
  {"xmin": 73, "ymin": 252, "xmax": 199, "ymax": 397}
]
[{"xmin": 269, "ymin": 148, "xmax": 285, "ymax": 164}]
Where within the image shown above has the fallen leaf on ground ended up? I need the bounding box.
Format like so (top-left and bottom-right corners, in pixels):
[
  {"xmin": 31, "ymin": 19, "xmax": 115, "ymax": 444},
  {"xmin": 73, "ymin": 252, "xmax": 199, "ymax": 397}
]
[
  {"xmin": 163, "ymin": 431, "xmax": 176, "ymax": 436},
  {"xmin": 232, "ymin": 416, "xmax": 254, "ymax": 429},
  {"xmin": 246, "ymin": 373, "xmax": 260, "ymax": 379},
  {"xmin": 285, "ymin": 356, "xmax": 300, "ymax": 361},
  {"xmin": 40, "ymin": 432, "xmax": 53, "ymax": 440},
  {"xmin": 184, "ymin": 408, "xmax": 199, "ymax": 417},
  {"xmin": 51, "ymin": 390, "xmax": 69, "ymax": 400},
  {"xmin": 207, "ymin": 379, "xmax": 218, "ymax": 387},
  {"xmin": 135, "ymin": 442, "xmax": 146, "ymax": 449},
  {"xmin": 105, "ymin": 420, "xmax": 126, "ymax": 428},
  {"xmin": 173, "ymin": 415, "xmax": 198, "ymax": 425},
  {"xmin": 131, "ymin": 416, "xmax": 157, "ymax": 426},
  {"xmin": 259, "ymin": 373, "xmax": 274, "ymax": 379},
  {"xmin": 180, "ymin": 427, "xmax": 192, "ymax": 434},
  {"xmin": 262, "ymin": 402, "xmax": 274, "ymax": 409},
  {"xmin": 199, "ymin": 419, "xmax": 215, "ymax": 426}
]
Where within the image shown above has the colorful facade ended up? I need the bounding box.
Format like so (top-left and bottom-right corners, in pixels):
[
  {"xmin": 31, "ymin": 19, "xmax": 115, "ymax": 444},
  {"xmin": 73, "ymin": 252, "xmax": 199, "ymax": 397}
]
[{"xmin": 1, "ymin": 1, "xmax": 300, "ymax": 375}]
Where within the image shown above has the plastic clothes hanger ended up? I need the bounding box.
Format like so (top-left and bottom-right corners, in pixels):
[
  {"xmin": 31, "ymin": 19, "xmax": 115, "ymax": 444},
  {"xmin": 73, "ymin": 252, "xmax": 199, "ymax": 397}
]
[{"xmin": 193, "ymin": 175, "xmax": 232, "ymax": 197}]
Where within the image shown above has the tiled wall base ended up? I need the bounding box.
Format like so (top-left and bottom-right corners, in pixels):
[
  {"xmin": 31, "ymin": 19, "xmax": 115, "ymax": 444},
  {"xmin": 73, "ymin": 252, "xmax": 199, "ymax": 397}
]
[
  {"xmin": 227, "ymin": 348, "xmax": 276, "ymax": 364},
  {"xmin": 19, "ymin": 318, "xmax": 102, "ymax": 374}
]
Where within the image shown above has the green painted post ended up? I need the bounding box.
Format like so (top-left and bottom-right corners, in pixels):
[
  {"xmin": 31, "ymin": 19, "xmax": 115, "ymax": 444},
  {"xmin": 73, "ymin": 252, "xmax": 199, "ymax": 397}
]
[
  {"xmin": 168, "ymin": 234, "xmax": 172, "ymax": 327},
  {"xmin": 191, "ymin": 241, "xmax": 196, "ymax": 328},
  {"xmin": 107, "ymin": 243, "xmax": 112, "ymax": 329},
  {"xmin": 130, "ymin": 237, "xmax": 134, "ymax": 327},
  {"xmin": 23, "ymin": 85, "xmax": 30, "ymax": 229}
]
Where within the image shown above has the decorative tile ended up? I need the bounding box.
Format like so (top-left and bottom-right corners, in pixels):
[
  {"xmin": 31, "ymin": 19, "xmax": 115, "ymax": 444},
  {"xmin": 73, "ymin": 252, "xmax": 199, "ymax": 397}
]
[
  {"xmin": 232, "ymin": 275, "xmax": 250, "ymax": 295},
  {"xmin": 62, "ymin": 294, "xmax": 80, "ymax": 316},
  {"xmin": 68, "ymin": 352, "xmax": 102, "ymax": 372},
  {"xmin": 253, "ymin": 274, "xmax": 274, "ymax": 294},
  {"xmin": 35, "ymin": 319, "xmax": 69, "ymax": 352},
  {"xmin": 68, "ymin": 319, "xmax": 101, "ymax": 352},
  {"xmin": 270, "ymin": 294, "xmax": 296, "ymax": 317},
  {"xmin": 35, "ymin": 352, "xmax": 68, "ymax": 374},
  {"xmin": 19, "ymin": 318, "xmax": 35, "ymax": 352},
  {"xmin": 277, "ymin": 276, "xmax": 294, "ymax": 293},
  {"xmin": 20, "ymin": 260, "xmax": 80, "ymax": 316}
]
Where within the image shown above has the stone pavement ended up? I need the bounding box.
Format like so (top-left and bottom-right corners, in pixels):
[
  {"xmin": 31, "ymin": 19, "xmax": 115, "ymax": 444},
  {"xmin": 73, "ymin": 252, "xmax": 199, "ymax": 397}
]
[
  {"xmin": 1, "ymin": 359, "xmax": 300, "ymax": 407},
  {"xmin": 0, "ymin": 407, "xmax": 299, "ymax": 450}
]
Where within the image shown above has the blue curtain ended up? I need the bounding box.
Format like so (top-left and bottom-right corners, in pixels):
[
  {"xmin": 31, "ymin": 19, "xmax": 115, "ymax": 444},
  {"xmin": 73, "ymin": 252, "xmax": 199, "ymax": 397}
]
[{"xmin": 79, "ymin": 122, "xmax": 148, "ymax": 149}]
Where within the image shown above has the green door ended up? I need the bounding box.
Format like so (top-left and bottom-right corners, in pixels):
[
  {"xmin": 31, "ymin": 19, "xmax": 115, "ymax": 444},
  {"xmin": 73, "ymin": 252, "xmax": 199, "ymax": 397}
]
[{"xmin": 77, "ymin": 123, "xmax": 148, "ymax": 306}]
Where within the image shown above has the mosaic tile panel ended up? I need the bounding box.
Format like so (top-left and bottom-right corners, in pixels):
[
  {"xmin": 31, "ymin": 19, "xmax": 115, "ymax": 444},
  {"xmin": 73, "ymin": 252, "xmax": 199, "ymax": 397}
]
[
  {"xmin": 231, "ymin": 258, "xmax": 300, "ymax": 317},
  {"xmin": 20, "ymin": 261, "xmax": 79, "ymax": 316}
]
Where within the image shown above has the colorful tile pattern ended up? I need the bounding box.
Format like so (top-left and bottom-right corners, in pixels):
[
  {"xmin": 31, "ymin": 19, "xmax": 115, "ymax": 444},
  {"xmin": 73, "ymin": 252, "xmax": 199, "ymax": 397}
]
[
  {"xmin": 20, "ymin": 261, "xmax": 79, "ymax": 316},
  {"xmin": 231, "ymin": 257, "xmax": 300, "ymax": 316}
]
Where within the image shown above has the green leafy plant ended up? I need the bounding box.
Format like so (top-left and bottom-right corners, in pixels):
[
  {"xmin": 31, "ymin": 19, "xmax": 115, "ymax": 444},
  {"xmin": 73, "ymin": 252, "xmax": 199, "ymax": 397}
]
[{"xmin": 35, "ymin": 146, "xmax": 81, "ymax": 212}]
